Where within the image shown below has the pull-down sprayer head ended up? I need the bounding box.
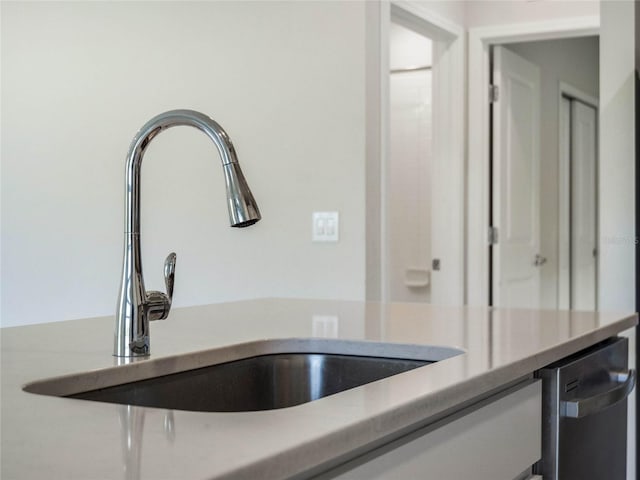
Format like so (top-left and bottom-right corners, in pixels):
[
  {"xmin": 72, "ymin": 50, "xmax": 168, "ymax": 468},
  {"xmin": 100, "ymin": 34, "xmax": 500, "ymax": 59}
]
[
  {"xmin": 223, "ymin": 162, "xmax": 261, "ymax": 227},
  {"xmin": 122, "ymin": 109, "xmax": 261, "ymax": 235}
]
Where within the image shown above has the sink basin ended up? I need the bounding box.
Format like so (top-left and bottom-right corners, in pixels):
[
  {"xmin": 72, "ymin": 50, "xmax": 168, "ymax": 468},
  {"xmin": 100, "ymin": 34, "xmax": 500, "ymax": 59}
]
[
  {"xmin": 24, "ymin": 338, "xmax": 463, "ymax": 412},
  {"xmin": 71, "ymin": 353, "xmax": 429, "ymax": 412}
]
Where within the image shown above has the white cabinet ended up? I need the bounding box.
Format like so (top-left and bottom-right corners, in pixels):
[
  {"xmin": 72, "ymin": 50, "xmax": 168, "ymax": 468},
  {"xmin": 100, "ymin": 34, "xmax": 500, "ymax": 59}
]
[{"xmin": 315, "ymin": 380, "xmax": 541, "ymax": 480}]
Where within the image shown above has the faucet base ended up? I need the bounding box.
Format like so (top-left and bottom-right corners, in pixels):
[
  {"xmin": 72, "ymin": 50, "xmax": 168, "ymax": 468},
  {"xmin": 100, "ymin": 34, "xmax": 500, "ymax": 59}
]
[{"xmin": 113, "ymin": 337, "xmax": 150, "ymax": 358}]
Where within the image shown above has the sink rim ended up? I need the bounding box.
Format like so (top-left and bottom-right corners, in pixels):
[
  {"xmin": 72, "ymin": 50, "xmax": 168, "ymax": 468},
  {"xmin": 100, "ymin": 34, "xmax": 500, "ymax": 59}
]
[{"xmin": 23, "ymin": 337, "xmax": 465, "ymax": 398}]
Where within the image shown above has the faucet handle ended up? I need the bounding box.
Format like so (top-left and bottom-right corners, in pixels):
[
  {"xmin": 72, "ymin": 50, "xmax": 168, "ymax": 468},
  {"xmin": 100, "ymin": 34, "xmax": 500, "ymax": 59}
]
[
  {"xmin": 164, "ymin": 252, "xmax": 176, "ymax": 301},
  {"xmin": 146, "ymin": 252, "xmax": 177, "ymax": 321}
]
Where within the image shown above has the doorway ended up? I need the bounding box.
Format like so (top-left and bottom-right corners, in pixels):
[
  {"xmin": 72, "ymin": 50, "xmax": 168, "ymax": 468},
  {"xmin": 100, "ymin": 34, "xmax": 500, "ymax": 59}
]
[
  {"xmin": 376, "ymin": 3, "xmax": 465, "ymax": 306},
  {"xmin": 488, "ymin": 36, "xmax": 599, "ymax": 310},
  {"xmin": 388, "ymin": 20, "xmax": 433, "ymax": 303}
]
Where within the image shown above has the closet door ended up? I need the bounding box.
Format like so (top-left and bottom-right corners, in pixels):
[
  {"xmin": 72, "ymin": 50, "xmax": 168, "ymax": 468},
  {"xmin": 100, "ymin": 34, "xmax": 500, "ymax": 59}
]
[
  {"xmin": 571, "ymin": 100, "xmax": 598, "ymax": 311},
  {"xmin": 558, "ymin": 97, "xmax": 572, "ymax": 310}
]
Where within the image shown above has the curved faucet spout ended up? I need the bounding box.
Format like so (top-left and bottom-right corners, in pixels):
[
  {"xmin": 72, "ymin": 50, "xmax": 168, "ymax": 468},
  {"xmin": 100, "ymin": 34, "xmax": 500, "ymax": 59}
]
[{"xmin": 115, "ymin": 110, "xmax": 261, "ymax": 357}]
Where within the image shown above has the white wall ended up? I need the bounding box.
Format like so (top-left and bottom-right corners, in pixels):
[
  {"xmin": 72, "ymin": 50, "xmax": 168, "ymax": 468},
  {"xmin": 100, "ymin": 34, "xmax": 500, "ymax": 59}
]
[
  {"xmin": 599, "ymin": 3, "xmax": 636, "ymax": 477},
  {"xmin": 412, "ymin": 0, "xmax": 466, "ymax": 28},
  {"xmin": 390, "ymin": 22, "xmax": 433, "ymax": 69},
  {"xmin": 365, "ymin": 1, "xmax": 384, "ymax": 302},
  {"xmin": 599, "ymin": 0, "xmax": 635, "ymax": 312},
  {"xmin": 393, "ymin": 0, "xmax": 598, "ymax": 31},
  {"xmin": 505, "ymin": 37, "xmax": 599, "ymax": 310},
  {"xmin": 466, "ymin": 0, "xmax": 599, "ymax": 28},
  {"xmin": 1, "ymin": 1, "xmax": 366, "ymax": 327}
]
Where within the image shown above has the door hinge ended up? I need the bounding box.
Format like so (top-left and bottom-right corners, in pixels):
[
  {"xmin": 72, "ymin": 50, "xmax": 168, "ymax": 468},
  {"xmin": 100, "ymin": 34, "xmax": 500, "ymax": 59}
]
[
  {"xmin": 488, "ymin": 226, "xmax": 499, "ymax": 245},
  {"xmin": 489, "ymin": 85, "xmax": 499, "ymax": 103}
]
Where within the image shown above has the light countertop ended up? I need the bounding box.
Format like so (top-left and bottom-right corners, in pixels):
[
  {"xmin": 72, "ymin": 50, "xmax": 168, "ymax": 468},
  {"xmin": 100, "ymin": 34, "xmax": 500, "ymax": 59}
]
[{"xmin": 1, "ymin": 298, "xmax": 637, "ymax": 479}]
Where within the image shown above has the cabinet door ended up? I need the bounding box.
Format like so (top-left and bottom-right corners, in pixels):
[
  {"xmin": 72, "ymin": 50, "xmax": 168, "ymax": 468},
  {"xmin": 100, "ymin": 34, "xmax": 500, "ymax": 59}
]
[{"xmin": 316, "ymin": 380, "xmax": 541, "ymax": 480}]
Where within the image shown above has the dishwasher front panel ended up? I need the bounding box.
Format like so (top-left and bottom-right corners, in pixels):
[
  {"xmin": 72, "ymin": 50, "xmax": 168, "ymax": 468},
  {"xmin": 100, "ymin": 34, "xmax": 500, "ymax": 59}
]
[{"xmin": 536, "ymin": 336, "xmax": 634, "ymax": 480}]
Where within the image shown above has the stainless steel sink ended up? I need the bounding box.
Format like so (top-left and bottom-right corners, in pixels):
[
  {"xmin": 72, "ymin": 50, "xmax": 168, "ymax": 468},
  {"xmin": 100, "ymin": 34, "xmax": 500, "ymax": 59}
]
[
  {"xmin": 24, "ymin": 338, "xmax": 463, "ymax": 412},
  {"xmin": 71, "ymin": 353, "xmax": 429, "ymax": 412}
]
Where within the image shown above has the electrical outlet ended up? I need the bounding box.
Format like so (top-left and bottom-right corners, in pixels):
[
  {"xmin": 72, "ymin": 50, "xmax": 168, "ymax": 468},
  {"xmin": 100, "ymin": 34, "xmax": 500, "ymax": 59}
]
[{"xmin": 312, "ymin": 212, "xmax": 339, "ymax": 242}]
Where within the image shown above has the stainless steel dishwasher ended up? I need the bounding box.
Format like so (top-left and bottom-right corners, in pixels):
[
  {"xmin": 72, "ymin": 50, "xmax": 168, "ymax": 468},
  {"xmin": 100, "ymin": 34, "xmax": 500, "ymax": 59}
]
[{"xmin": 535, "ymin": 336, "xmax": 636, "ymax": 479}]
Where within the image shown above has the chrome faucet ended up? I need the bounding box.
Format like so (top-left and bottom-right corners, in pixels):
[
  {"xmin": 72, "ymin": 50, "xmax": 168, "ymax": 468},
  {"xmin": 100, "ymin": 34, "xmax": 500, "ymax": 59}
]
[{"xmin": 115, "ymin": 110, "xmax": 261, "ymax": 357}]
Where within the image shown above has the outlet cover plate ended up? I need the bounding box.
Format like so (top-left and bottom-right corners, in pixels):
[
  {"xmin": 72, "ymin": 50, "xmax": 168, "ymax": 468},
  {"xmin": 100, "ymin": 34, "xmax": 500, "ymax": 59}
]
[{"xmin": 312, "ymin": 212, "xmax": 339, "ymax": 242}]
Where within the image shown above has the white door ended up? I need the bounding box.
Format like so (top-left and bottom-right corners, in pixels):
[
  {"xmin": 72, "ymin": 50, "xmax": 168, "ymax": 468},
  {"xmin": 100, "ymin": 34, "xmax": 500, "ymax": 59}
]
[
  {"xmin": 570, "ymin": 100, "xmax": 598, "ymax": 311},
  {"xmin": 558, "ymin": 97, "xmax": 598, "ymax": 311},
  {"xmin": 558, "ymin": 97, "xmax": 572, "ymax": 310},
  {"xmin": 491, "ymin": 46, "xmax": 541, "ymax": 308}
]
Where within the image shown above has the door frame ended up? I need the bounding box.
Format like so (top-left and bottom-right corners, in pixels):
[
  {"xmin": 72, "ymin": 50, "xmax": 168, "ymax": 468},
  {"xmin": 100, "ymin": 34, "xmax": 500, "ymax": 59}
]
[
  {"xmin": 467, "ymin": 16, "xmax": 600, "ymax": 306},
  {"xmin": 368, "ymin": 0, "xmax": 465, "ymax": 304}
]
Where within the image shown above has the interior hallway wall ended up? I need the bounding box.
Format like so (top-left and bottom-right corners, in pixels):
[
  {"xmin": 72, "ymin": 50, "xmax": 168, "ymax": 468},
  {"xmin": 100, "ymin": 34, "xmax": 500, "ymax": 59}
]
[
  {"xmin": 465, "ymin": 0, "xmax": 598, "ymax": 28},
  {"xmin": 600, "ymin": 2, "xmax": 636, "ymax": 478}
]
